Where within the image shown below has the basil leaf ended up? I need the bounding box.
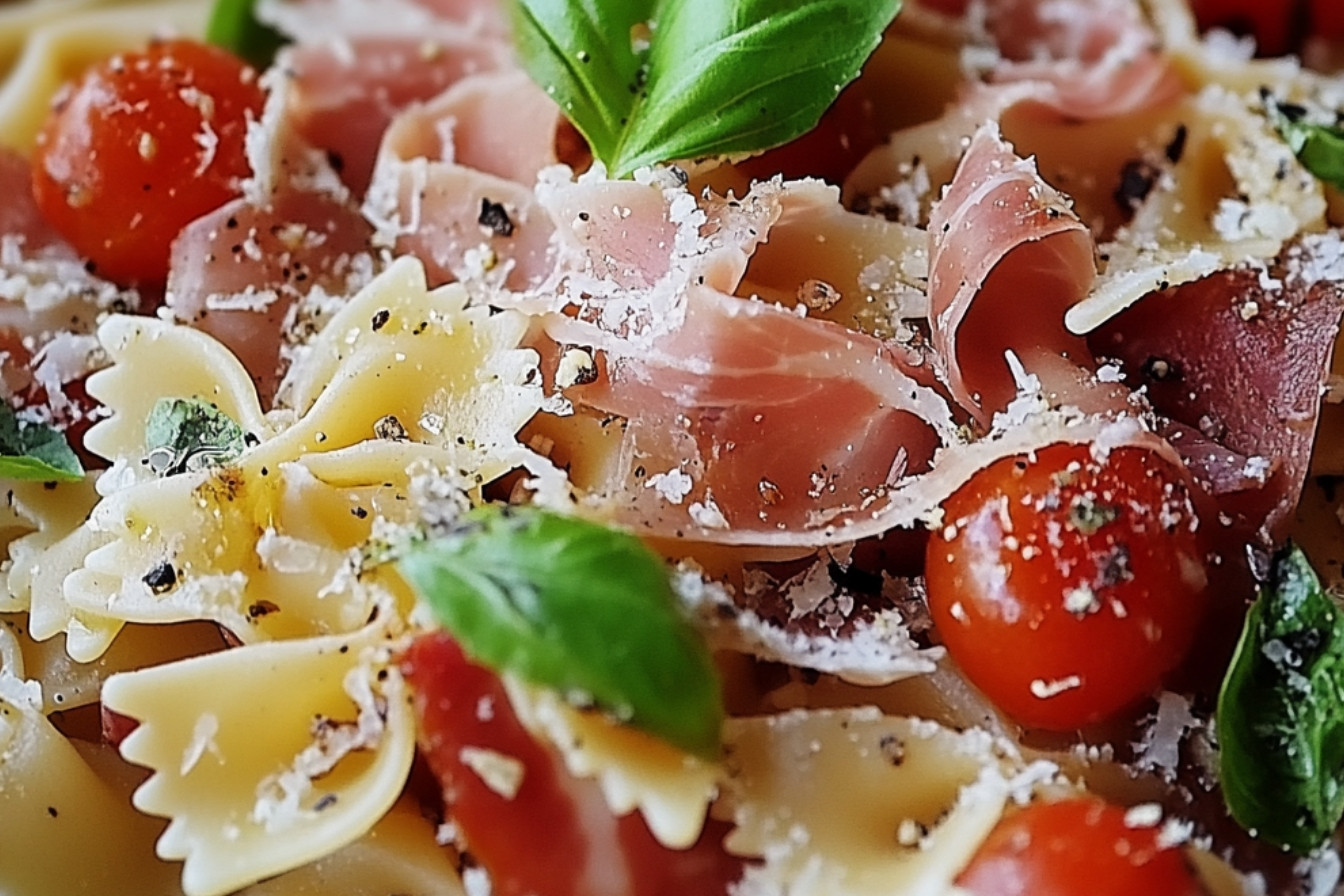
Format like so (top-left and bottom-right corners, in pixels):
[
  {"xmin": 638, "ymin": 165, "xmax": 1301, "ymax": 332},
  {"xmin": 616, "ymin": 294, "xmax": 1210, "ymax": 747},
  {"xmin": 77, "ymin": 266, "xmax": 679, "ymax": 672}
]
[
  {"xmin": 207, "ymin": 0, "xmax": 286, "ymax": 70},
  {"xmin": 1272, "ymin": 103, "xmax": 1344, "ymax": 191},
  {"xmin": 145, "ymin": 398, "xmax": 248, "ymax": 477},
  {"xmin": 399, "ymin": 505, "xmax": 724, "ymax": 758},
  {"xmin": 511, "ymin": 0, "xmax": 902, "ymax": 178},
  {"xmin": 1217, "ymin": 543, "xmax": 1344, "ymax": 853},
  {"xmin": 0, "ymin": 404, "xmax": 83, "ymax": 483}
]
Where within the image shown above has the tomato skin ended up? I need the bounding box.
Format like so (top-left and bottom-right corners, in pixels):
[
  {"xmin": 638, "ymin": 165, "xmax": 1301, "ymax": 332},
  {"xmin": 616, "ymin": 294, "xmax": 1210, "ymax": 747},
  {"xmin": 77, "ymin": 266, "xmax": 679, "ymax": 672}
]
[
  {"xmin": 957, "ymin": 798, "xmax": 1207, "ymax": 896},
  {"xmin": 925, "ymin": 443, "xmax": 1209, "ymax": 730},
  {"xmin": 32, "ymin": 39, "xmax": 264, "ymax": 287},
  {"xmin": 401, "ymin": 632, "xmax": 742, "ymax": 896}
]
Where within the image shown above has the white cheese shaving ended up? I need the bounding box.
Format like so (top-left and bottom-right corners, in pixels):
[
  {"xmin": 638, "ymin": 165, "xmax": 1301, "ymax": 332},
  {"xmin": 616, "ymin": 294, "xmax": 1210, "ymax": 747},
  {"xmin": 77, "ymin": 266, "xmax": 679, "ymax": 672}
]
[{"xmin": 457, "ymin": 746, "xmax": 525, "ymax": 800}]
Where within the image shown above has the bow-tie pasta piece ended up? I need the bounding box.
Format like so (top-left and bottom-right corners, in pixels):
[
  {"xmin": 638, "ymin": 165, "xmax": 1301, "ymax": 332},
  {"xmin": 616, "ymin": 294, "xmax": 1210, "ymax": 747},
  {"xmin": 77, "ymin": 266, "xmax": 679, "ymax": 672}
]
[
  {"xmin": 0, "ymin": 476, "xmax": 97, "ymax": 614},
  {"xmin": 718, "ymin": 707, "xmax": 1046, "ymax": 896},
  {"xmin": 276, "ymin": 255, "xmax": 544, "ymax": 484},
  {"xmin": 84, "ymin": 313, "xmax": 272, "ymax": 475},
  {"xmin": 63, "ymin": 442, "xmax": 445, "ymax": 646},
  {"xmin": 238, "ymin": 797, "xmax": 466, "ymax": 896},
  {"xmin": 0, "ymin": 672, "xmax": 180, "ymax": 895},
  {"xmin": 103, "ymin": 625, "xmax": 416, "ymax": 896}
]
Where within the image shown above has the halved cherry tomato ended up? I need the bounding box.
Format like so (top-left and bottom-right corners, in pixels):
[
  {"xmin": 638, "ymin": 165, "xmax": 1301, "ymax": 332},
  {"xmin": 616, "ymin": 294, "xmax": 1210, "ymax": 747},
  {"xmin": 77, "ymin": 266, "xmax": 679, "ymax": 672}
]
[
  {"xmin": 32, "ymin": 39, "xmax": 264, "ymax": 287},
  {"xmin": 401, "ymin": 632, "xmax": 743, "ymax": 896},
  {"xmin": 957, "ymin": 798, "xmax": 1207, "ymax": 896},
  {"xmin": 925, "ymin": 442, "xmax": 1209, "ymax": 730}
]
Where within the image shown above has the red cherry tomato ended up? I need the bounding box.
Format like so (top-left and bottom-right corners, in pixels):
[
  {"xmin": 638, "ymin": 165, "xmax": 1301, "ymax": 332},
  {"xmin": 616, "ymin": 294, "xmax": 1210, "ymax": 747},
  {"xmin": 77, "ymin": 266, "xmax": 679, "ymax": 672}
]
[
  {"xmin": 32, "ymin": 39, "xmax": 264, "ymax": 287},
  {"xmin": 957, "ymin": 798, "xmax": 1208, "ymax": 896},
  {"xmin": 401, "ymin": 632, "xmax": 743, "ymax": 896},
  {"xmin": 925, "ymin": 442, "xmax": 1209, "ymax": 730}
]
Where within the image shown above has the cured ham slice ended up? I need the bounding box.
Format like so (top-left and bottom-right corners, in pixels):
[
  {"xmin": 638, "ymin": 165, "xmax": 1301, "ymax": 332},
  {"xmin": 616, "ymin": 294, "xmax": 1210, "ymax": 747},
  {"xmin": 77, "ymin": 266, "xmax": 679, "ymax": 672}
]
[
  {"xmin": 281, "ymin": 35, "xmax": 511, "ymax": 195},
  {"xmin": 1089, "ymin": 242, "xmax": 1344, "ymax": 542},
  {"xmin": 927, "ymin": 124, "xmax": 1095, "ymax": 422},
  {"xmin": 515, "ymin": 173, "xmax": 955, "ymax": 544},
  {"xmin": 558, "ymin": 284, "xmax": 949, "ymax": 541},
  {"xmin": 363, "ymin": 70, "xmax": 563, "ymax": 291},
  {"xmin": 982, "ymin": 0, "xmax": 1184, "ymax": 119},
  {"xmin": 166, "ymin": 189, "xmax": 376, "ymax": 406}
]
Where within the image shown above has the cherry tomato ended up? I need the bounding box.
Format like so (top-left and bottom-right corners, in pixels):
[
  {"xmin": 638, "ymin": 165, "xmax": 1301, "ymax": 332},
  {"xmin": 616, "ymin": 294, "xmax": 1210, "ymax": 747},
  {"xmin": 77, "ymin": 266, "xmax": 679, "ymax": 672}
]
[
  {"xmin": 401, "ymin": 632, "xmax": 743, "ymax": 896},
  {"xmin": 32, "ymin": 39, "xmax": 264, "ymax": 287},
  {"xmin": 957, "ymin": 798, "xmax": 1207, "ymax": 896},
  {"xmin": 924, "ymin": 442, "xmax": 1209, "ymax": 730}
]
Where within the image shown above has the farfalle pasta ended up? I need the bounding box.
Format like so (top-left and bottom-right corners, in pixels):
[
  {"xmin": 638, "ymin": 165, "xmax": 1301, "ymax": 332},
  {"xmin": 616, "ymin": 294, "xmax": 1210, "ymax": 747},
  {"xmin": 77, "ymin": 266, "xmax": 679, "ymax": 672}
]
[{"xmin": 2, "ymin": 0, "xmax": 1344, "ymax": 894}]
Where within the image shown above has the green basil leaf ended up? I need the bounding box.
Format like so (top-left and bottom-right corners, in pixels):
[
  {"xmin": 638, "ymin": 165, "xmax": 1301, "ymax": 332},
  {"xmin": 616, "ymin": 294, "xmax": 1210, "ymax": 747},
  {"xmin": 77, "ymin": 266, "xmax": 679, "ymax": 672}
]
[
  {"xmin": 145, "ymin": 398, "xmax": 248, "ymax": 477},
  {"xmin": 398, "ymin": 505, "xmax": 724, "ymax": 758},
  {"xmin": 1217, "ymin": 543, "xmax": 1344, "ymax": 853},
  {"xmin": 0, "ymin": 404, "xmax": 83, "ymax": 483},
  {"xmin": 207, "ymin": 0, "xmax": 287, "ymax": 70},
  {"xmin": 1272, "ymin": 103, "xmax": 1344, "ymax": 191},
  {"xmin": 511, "ymin": 0, "xmax": 902, "ymax": 178}
]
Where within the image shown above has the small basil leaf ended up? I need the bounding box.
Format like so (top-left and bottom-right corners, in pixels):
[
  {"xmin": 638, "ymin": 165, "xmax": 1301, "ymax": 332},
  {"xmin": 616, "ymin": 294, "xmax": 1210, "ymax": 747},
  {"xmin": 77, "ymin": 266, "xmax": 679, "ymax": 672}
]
[
  {"xmin": 145, "ymin": 398, "xmax": 248, "ymax": 477},
  {"xmin": 398, "ymin": 505, "xmax": 724, "ymax": 758},
  {"xmin": 0, "ymin": 404, "xmax": 83, "ymax": 483},
  {"xmin": 1217, "ymin": 543, "xmax": 1344, "ymax": 853},
  {"xmin": 511, "ymin": 0, "xmax": 902, "ymax": 178},
  {"xmin": 207, "ymin": 0, "xmax": 287, "ymax": 70},
  {"xmin": 1272, "ymin": 103, "xmax": 1344, "ymax": 191}
]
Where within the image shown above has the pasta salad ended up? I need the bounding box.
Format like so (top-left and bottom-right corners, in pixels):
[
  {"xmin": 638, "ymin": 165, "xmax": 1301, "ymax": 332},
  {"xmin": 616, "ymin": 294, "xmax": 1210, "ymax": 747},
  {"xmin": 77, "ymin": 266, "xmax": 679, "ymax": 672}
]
[{"xmin": 2, "ymin": 0, "xmax": 1344, "ymax": 893}]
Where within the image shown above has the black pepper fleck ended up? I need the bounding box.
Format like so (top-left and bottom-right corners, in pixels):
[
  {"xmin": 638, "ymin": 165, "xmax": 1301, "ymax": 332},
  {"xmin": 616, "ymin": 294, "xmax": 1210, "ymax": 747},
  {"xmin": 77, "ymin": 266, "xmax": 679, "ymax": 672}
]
[
  {"xmin": 478, "ymin": 198, "xmax": 515, "ymax": 237},
  {"xmin": 142, "ymin": 562, "xmax": 178, "ymax": 595}
]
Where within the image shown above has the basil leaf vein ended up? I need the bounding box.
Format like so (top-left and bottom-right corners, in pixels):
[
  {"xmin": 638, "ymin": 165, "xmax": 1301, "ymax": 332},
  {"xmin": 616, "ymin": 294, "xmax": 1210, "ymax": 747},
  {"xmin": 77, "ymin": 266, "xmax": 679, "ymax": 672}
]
[
  {"xmin": 512, "ymin": 0, "xmax": 902, "ymax": 178},
  {"xmin": 0, "ymin": 404, "xmax": 83, "ymax": 483},
  {"xmin": 1217, "ymin": 543, "xmax": 1344, "ymax": 853},
  {"xmin": 398, "ymin": 505, "xmax": 724, "ymax": 758}
]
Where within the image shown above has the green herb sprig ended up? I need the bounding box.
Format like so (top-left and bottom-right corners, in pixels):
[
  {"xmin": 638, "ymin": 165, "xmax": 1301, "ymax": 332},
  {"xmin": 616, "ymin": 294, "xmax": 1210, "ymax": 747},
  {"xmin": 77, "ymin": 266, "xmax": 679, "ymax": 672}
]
[
  {"xmin": 1217, "ymin": 543, "xmax": 1344, "ymax": 853},
  {"xmin": 0, "ymin": 404, "xmax": 83, "ymax": 482},
  {"xmin": 511, "ymin": 0, "xmax": 902, "ymax": 178},
  {"xmin": 398, "ymin": 505, "xmax": 724, "ymax": 758}
]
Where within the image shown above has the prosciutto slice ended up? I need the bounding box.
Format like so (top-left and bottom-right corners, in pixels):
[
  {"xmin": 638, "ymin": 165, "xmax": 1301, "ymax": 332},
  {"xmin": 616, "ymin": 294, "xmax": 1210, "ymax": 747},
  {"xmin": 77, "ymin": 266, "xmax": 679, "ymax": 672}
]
[
  {"xmin": 166, "ymin": 189, "xmax": 376, "ymax": 406},
  {"xmin": 982, "ymin": 0, "xmax": 1184, "ymax": 119},
  {"xmin": 280, "ymin": 35, "xmax": 511, "ymax": 196},
  {"xmin": 927, "ymin": 124, "xmax": 1095, "ymax": 422},
  {"xmin": 558, "ymin": 284, "xmax": 949, "ymax": 541},
  {"xmin": 363, "ymin": 70, "xmax": 563, "ymax": 292},
  {"xmin": 1089, "ymin": 240, "xmax": 1344, "ymax": 542},
  {"xmin": 518, "ymin": 174, "xmax": 956, "ymax": 545}
]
